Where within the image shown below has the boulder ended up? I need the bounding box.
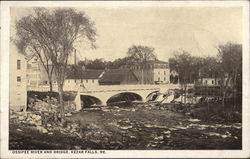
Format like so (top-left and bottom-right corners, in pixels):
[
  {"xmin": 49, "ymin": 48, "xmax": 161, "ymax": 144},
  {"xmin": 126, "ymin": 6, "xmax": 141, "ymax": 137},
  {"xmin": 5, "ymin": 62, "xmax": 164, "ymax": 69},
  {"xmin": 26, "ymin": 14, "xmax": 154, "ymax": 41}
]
[{"xmin": 36, "ymin": 126, "xmax": 48, "ymax": 133}]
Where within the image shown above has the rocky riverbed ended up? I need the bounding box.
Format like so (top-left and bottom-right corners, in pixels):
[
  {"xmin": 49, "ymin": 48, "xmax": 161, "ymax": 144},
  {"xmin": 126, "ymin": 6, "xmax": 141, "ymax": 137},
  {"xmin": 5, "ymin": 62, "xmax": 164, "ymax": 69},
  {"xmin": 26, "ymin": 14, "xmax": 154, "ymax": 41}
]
[{"xmin": 9, "ymin": 102, "xmax": 241, "ymax": 150}]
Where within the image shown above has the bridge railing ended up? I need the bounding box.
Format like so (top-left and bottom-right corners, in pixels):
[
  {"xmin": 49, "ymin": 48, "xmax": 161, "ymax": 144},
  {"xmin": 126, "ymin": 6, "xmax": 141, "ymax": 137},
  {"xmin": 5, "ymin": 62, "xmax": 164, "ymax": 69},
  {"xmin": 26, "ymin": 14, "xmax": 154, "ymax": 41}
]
[{"xmin": 80, "ymin": 84, "xmax": 180, "ymax": 93}]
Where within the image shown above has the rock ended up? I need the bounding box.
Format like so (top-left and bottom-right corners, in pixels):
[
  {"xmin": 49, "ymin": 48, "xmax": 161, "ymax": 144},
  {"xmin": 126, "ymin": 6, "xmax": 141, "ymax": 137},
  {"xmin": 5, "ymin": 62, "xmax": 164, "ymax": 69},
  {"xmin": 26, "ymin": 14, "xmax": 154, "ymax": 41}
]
[
  {"xmin": 221, "ymin": 135, "xmax": 227, "ymax": 138},
  {"xmin": 74, "ymin": 146, "xmax": 81, "ymax": 150},
  {"xmin": 166, "ymin": 134, "xmax": 171, "ymax": 138},
  {"xmin": 16, "ymin": 128, "xmax": 23, "ymax": 132},
  {"xmin": 48, "ymin": 132, "xmax": 53, "ymax": 135},
  {"xmin": 65, "ymin": 113, "xmax": 72, "ymax": 117},
  {"xmin": 47, "ymin": 124, "xmax": 52, "ymax": 127},
  {"xmin": 18, "ymin": 115, "xmax": 26, "ymax": 121},
  {"xmin": 163, "ymin": 131, "xmax": 171, "ymax": 134},
  {"xmin": 119, "ymin": 125, "xmax": 133, "ymax": 130},
  {"xmin": 188, "ymin": 118, "xmax": 201, "ymax": 122},
  {"xmin": 36, "ymin": 126, "xmax": 48, "ymax": 133},
  {"xmin": 154, "ymin": 135, "xmax": 164, "ymax": 140},
  {"xmin": 102, "ymin": 109, "xmax": 110, "ymax": 112},
  {"xmin": 36, "ymin": 121, "xmax": 42, "ymax": 126}
]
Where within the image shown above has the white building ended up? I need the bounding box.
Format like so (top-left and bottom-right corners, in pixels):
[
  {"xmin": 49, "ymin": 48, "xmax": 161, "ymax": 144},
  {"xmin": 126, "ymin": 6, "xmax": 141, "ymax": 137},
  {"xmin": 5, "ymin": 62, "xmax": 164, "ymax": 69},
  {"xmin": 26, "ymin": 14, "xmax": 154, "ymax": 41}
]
[
  {"xmin": 120, "ymin": 60, "xmax": 170, "ymax": 84},
  {"xmin": 64, "ymin": 70, "xmax": 104, "ymax": 90},
  {"xmin": 9, "ymin": 44, "xmax": 27, "ymax": 111},
  {"xmin": 27, "ymin": 57, "xmax": 41, "ymax": 89},
  {"xmin": 199, "ymin": 77, "xmax": 220, "ymax": 86}
]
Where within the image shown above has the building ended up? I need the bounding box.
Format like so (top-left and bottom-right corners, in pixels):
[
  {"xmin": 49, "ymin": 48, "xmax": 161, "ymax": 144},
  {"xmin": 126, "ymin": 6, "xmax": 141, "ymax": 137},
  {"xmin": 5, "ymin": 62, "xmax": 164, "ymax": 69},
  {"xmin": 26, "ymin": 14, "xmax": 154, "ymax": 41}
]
[
  {"xmin": 65, "ymin": 70, "xmax": 104, "ymax": 90},
  {"xmin": 120, "ymin": 60, "xmax": 170, "ymax": 84},
  {"xmin": 27, "ymin": 58, "xmax": 57, "ymax": 91},
  {"xmin": 27, "ymin": 57, "xmax": 42, "ymax": 89},
  {"xmin": 99, "ymin": 69, "xmax": 139, "ymax": 85},
  {"xmin": 9, "ymin": 44, "xmax": 27, "ymax": 111},
  {"xmin": 198, "ymin": 77, "xmax": 220, "ymax": 86}
]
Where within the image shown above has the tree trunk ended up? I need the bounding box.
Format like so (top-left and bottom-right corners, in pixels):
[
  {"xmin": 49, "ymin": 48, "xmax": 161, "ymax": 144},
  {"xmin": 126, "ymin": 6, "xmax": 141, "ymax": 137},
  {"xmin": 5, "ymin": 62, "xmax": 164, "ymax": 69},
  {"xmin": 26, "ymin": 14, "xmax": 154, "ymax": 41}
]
[
  {"xmin": 58, "ymin": 83, "xmax": 65, "ymax": 123},
  {"xmin": 48, "ymin": 76, "xmax": 53, "ymax": 98},
  {"xmin": 233, "ymin": 68, "xmax": 238, "ymax": 109},
  {"xmin": 222, "ymin": 91, "xmax": 226, "ymax": 107},
  {"xmin": 222, "ymin": 76, "xmax": 231, "ymax": 107}
]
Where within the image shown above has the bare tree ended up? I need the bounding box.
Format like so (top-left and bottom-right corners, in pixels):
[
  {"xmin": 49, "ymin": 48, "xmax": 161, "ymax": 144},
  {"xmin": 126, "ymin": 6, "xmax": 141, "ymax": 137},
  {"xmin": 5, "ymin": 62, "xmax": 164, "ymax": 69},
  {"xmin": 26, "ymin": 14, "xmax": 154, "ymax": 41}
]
[
  {"xmin": 15, "ymin": 8, "xmax": 97, "ymax": 122},
  {"xmin": 15, "ymin": 22, "xmax": 55, "ymax": 96},
  {"xmin": 127, "ymin": 45, "xmax": 157, "ymax": 84}
]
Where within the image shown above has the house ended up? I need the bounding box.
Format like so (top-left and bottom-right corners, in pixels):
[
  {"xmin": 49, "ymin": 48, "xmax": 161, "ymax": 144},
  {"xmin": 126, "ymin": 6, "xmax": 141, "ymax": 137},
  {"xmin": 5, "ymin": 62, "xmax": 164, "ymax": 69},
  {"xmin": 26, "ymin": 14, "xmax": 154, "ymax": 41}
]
[
  {"xmin": 9, "ymin": 44, "xmax": 27, "ymax": 111},
  {"xmin": 98, "ymin": 69, "xmax": 139, "ymax": 85},
  {"xmin": 64, "ymin": 70, "xmax": 104, "ymax": 90},
  {"xmin": 198, "ymin": 77, "xmax": 220, "ymax": 86},
  {"xmin": 196, "ymin": 71, "xmax": 221, "ymax": 86},
  {"xmin": 120, "ymin": 60, "xmax": 170, "ymax": 84}
]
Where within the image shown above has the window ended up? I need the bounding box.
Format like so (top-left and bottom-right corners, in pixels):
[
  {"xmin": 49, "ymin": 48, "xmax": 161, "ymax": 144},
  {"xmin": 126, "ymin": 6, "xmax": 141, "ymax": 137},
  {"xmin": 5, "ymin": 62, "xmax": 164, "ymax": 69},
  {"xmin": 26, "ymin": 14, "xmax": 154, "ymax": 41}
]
[
  {"xmin": 158, "ymin": 77, "xmax": 160, "ymax": 81},
  {"xmin": 17, "ymin": 76, "xmax": 21, "ymax": 82},
  {"xmin": 158, "ymin": 72, "xmax": 160, "ymax": 75},
  {"xmin": 164, "ymin": 77, "xmax": 166, "ymax": 81},
  {"xmin": 86, "ymin": 80, "xmax": 88, "ymax": 83},
  {"xmin": 164, "ymin": 71, "xmax": 166, "ymax": 75},
  {"xmin": 212, "ymin": 80, "xmax": 214, "ymax": 84},
  {"xmin": 17, "ymin": 60, "xmax": 21, "ymax": 70},
  {"xmin": 92, "ymin": 80, "xmax": 94, "ymax": 83},
  {"xmin": 205, "ymin": 80, "xmax": 208, "ymax": 84}
]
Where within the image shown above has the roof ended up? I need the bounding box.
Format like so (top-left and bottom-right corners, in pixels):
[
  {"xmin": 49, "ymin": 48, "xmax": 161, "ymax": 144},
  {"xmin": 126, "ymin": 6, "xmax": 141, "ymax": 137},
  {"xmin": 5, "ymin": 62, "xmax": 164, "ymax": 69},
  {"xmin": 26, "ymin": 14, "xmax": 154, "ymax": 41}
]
[
  {"xmin": 99, "ymin": 69, "xmax": 139, "ymax": 83},
  {"xmin": 146, "ymin": 60, "xmax": 168, "ymax": 64},
  {"xmin": 66, "ymin": 70, "xmax": 104, "ymax": 79}
]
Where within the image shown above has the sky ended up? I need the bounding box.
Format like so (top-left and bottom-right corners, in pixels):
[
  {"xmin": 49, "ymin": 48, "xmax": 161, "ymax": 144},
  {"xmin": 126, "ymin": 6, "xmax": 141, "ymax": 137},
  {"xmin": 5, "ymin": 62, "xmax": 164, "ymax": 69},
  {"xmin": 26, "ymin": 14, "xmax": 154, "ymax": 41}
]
[{"xmin": 11, "ymin": 7, "xmax": 242, "ymax": 62}]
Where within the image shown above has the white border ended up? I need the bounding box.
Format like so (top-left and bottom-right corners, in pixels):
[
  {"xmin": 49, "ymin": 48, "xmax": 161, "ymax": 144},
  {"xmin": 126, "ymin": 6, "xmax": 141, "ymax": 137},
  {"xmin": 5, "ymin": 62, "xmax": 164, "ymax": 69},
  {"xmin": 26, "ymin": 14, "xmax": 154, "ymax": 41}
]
[{"xmin": 1, "ymin": 1, "xmax": 250, "ymax": 158}]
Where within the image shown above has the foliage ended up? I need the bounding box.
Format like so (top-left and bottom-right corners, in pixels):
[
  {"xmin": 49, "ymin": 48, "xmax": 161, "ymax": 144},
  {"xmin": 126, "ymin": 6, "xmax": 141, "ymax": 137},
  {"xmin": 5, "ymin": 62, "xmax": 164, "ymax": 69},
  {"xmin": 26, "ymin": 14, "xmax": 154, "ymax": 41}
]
[
  {"xmin": 127, "ymin": 45, "xmax": 157, "ymax": 64},
  {"xmin": 85, "ymin": 58, "xmax": 106, "ymax": 69},
  {"xmin": 15, "ymin": 8, "xmax": 97, "ymax": 121},
  {"xmin": 217, "ymin": 42, "xmax": 242, "ymax": 107},
  {"xmin": 169, "ymin": 51, "xmax": 193, "ymax": 84}
]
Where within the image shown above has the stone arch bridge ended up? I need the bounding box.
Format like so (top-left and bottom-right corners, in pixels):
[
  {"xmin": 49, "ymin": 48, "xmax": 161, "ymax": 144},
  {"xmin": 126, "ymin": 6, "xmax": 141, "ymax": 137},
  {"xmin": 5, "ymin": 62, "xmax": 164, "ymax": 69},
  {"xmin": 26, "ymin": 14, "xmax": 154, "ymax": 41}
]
[{"xmin": 74, "ymin": 84, "xmax": 180, "ymax": 111}]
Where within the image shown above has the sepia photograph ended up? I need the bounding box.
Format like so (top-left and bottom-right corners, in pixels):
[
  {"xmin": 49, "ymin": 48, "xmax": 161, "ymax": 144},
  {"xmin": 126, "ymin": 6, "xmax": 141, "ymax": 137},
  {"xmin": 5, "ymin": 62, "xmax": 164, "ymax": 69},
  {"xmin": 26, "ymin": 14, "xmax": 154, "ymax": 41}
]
[{"xmin": 1, "ymin": 1, "xmax": 250, "ymax": 158}]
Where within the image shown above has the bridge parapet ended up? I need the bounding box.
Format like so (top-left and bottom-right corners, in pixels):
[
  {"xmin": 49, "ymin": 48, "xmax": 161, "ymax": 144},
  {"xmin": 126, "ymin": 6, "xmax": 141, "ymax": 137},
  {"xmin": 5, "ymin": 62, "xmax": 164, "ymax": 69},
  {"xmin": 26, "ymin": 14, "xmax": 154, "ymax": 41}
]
[{"xmin": 80, "ymin": 84, "xmax": 180, "ymax": 93}]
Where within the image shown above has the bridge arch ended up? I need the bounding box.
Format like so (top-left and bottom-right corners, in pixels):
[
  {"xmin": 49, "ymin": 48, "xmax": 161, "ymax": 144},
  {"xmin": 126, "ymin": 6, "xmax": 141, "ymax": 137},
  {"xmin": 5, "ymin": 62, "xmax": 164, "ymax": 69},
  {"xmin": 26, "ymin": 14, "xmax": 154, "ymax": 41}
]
[
  {"xmin": 80, "ymin": 95, "xmax": 102, "ymax": 108},
  {"xmin": 106, "ymin": 92, "xmax": 143, "ymax": 106},
  {"xmin": 146, "ymin": 90, "xmax": 160, "ymax": 102}
]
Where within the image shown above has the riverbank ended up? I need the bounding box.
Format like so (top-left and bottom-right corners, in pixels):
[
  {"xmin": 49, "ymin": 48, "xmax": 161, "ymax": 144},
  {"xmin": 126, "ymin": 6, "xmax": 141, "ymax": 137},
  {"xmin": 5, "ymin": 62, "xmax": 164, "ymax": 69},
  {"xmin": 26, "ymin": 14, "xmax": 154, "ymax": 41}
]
[{"xmin": 9, "ymin": 103, "xmax": 241, "ymax": 150}]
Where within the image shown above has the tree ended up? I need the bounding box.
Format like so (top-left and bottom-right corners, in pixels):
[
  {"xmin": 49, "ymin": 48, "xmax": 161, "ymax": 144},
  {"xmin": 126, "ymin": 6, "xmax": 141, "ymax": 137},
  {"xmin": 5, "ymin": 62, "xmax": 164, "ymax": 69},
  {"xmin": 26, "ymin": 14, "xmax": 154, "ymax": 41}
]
[
  {"xmin": 127, "ymin": 45, "xmax": 157, "ymax": 84},
  {"xmin": 199, "ymin": 56, "xmax": 221, "ymax": 82},
  {"xmin": 85, "ymin": 58, "xmax": 106, "ymax": 69},
  {"xmin": 15, "ymin": 8, "xmax": 97, "ymax": 122},
  {"xmin": 15, "ymin": 20, "xmax": 55, "ymax": 96},
  {"xmin": 171, "ymin": 50, "xmax": 193, "ymax": 103},
  {"xmin": 217, "ymin": 42, "xmax": 242, "ymax": 107}
]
